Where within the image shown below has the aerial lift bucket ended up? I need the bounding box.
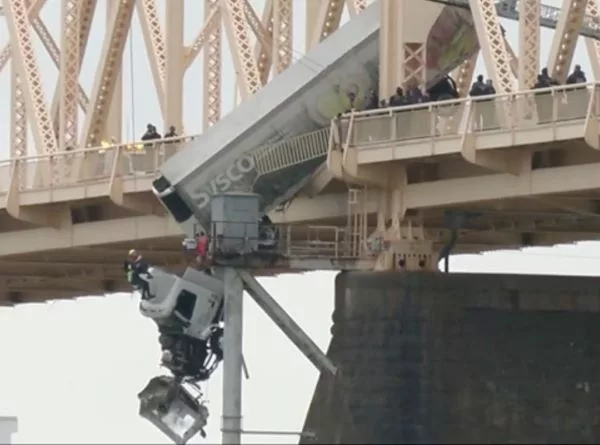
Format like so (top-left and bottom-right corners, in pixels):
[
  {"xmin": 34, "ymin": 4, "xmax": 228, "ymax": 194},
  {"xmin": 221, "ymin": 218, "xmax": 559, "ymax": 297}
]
[{"xmin": 138, "ymin": 375, "xmax": 209, "ymax": 444}]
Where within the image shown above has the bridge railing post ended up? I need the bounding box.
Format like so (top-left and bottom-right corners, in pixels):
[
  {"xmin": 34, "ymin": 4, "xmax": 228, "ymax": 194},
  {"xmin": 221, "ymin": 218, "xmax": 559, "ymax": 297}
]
[{"xmin": 342, "ymin": 113, "xmax": 354, "ymax": 165}]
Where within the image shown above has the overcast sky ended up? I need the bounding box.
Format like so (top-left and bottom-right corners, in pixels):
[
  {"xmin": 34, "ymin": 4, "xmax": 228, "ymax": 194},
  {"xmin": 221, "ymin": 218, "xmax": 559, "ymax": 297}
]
[{"xmin": 1, "ymin": 0, "xmax": 600, "ymax": 443}]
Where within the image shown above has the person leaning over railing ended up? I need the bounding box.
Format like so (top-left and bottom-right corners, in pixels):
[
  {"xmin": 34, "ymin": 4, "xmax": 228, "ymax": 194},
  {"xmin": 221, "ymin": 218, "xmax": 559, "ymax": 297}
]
[
  {"xmin": 141, "ymin": 123, "xmax": 162, "ymax": 142},
  {"xmin": 564, "ymin": 65, "xmax": 589, "ymax": 120},
  {"xmin": 162, "ymin": 126, "xmax": 182, "ymax": 161},
  {"xmin": 406, "ymin": 85, "xmax": 432, "ymax": 138},
  {"xmin": 469, "ymin": 75, "xmax": 496, "ymax": 130},
  {"xmin": 533, "ymin": 68, "xmax": 559, "ymax": 124},
  {"xmin": 335, "ymin": 113, "xmax": 348, "ymax": 150},
  {"xmin": 341, "ymin": 77, "xmax": 466, "ymax": 145},
  {"xmin": 164, "ymin": 126, "xmax": 177, "ymax": 140}
]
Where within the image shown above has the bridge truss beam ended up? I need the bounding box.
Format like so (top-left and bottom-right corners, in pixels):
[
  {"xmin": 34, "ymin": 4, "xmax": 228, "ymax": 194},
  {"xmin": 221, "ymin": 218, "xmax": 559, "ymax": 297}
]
[
  {"xmin": 469, "ymin": 0, "xmax": 515, "ymax": 94},
  {"xmin": 2, "ymin": 0, "xmax": 600, "ymax": 156},
  {"xmin": 0, "ymin": 0, "xmax": 354, "ymax": 152},
  {"xmin": 57, "ymin": 0, "xmax": 81, "ymax": 152},
  {"xmin": 3, "ymin": 0, "xmax": 57, "ymax": 155},
  {"xmin": 518, "ymin": 0, "xmax": 540, "ymax": 89},
  {"xmin": 547, "ymin": 0, "xmax": 588, "ymax": 83}
]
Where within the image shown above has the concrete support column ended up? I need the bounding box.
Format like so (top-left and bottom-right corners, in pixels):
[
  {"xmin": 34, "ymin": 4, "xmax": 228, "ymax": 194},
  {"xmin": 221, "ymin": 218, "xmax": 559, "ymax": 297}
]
[
  {"xmin": 302, "ymin": 271, "xmax": 600, "ymax": 444},
  {"xmin": 379, "ymin": 0, "xmax": 405, "ymax": 99},
  {"xmin": 221, "ymin": 267, "xmax": 244, "ymax": 445}
]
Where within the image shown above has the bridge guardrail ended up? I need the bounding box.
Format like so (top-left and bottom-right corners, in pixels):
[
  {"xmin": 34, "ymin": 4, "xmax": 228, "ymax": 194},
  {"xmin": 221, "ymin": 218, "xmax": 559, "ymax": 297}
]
[
  {"xmin": 206, "ymin": 221, "xmax": 354, "ymax": 261},
  {"xmin": 339, "ymin": 82, "xmax": 600, "ymax": 151},
  {"xmin": 0, "ymin": 126, "xmax": 333, "ymax": 198},
  {"xmin": 0, "ymin": 135, "xmax": 198, "ymax": 196},
  {"xmin": 0, "ymin": 159, "xmax": 10, "ymax": 193},
  {"xmin": 3, "ymin": 83, "xmax": 600, "ymax": 198}
]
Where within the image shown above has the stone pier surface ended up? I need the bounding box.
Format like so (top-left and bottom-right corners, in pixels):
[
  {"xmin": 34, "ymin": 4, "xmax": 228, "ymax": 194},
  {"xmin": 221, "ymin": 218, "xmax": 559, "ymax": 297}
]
[{"xmin": 301, "ymin": 272, "xmax": 600, "ymax": 444}]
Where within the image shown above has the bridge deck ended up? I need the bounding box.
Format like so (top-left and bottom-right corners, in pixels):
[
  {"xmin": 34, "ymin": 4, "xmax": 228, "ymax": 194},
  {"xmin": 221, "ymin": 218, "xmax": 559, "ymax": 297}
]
[
  {"xmin": 0, "ymin": 0, "xmax": 456, "ymax": 303},
  {"xmin": 2, "ymin": 82, "xmax": 600, "ymax": 303},
  {"xmin": 338, "ymin": 82, "xmax": 597, "ymax": 166}
]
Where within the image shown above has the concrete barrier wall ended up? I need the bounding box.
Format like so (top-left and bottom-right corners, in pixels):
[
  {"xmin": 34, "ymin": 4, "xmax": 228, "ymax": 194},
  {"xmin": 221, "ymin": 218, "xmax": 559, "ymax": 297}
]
[{"xmin": 302, "ymin": 272, "xmax": 600, "ymax": 444}]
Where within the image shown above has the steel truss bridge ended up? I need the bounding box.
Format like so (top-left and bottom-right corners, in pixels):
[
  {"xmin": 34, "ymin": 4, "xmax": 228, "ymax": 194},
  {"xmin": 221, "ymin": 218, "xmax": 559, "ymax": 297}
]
[{"xmin": 0, "ymin": 0, "xmax": 600, "ymax": 302}]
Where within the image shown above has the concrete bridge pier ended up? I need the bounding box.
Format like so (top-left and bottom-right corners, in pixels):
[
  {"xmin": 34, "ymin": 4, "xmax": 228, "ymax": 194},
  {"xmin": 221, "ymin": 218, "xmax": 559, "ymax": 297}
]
[{"xmin": 302, "ymin": 272, "xmax": 600, "ymax": 444}]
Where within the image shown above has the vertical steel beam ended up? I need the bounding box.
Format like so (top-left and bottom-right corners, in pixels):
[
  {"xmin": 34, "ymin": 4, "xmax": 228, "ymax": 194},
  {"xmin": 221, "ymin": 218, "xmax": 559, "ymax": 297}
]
[
  {"xmin": 137, "ymin": 0, "xmax": 166, "ymax": 117},
  {"xmin": 453, "ymin": 52, "xmax": 479, "ymax": 97},
  {"xmin": 222, "ymin": 0, "xmax": 261, "ymax": 99},
  {"xmin": 105, "ymin": 0, "xmax": 123, "ymax": 142},
  {"xmin": 310, "ymin": 0, "xmax": 344, "ymax": 50},
  {"xmin": 547, "ymin": 0, "xmax": 588, "ymax": 83},
  {"xmin": 164, "ymin": 0, "xmax": 184, "ymax": 132},
  {"xmin": 50, "ymin": 0, "xmax": 96, "ymax": 139},
  {"xmin": 4, "ymin": 0, "xmax": 57, "ymax": 154},
  {"xmin": 80, "ymin": 0, "xmax": 135, "ymax": 147},
  {"xmin": 584, "ymin": 0, "xmax": 600, "ymax": 79},
  {"xmin": 379, "ymin": 0, "xmax": 402, "ymax": 98},
  {"xmin": 203, "ymin": 0, "xmax": 222, "ymax": 130},
  {"xmin": 221, "ymin": 267, "xmax": 244, "ymax": 445},
  {"xmin": 58, "ymin": 0, "xmax": 80, "ymax": 151},
  {"xmin": 10, "ymin": 61, "xmax": 27, "ymax": 158},
  {"xmin": 518, "ymin": 0, "xmax": 540, "ymax": 89},
  {"xmin": 253, "ymin": 0, "xmax": 273, "ymax": 84},
  {"xmin": 272, "ymin": 0, "xmax": 292, "ymax": 74},
  {"xmin": 0, "ymin": 0, "xmax": 48, "ymax": 74},
  {"xmin": 305, "ymin": 0, "xmax": 320, "ymax": 52},
  {"xmin": 468, "ymin": 0, "xmax": 514, "ymax": 94}
]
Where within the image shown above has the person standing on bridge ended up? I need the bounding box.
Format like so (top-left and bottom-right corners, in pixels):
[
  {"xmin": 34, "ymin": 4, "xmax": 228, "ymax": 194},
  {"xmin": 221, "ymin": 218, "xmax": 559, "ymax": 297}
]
[
  {"xmin": 566, "ymin": 64, "xmax": 589, "ymax": 119},
  {"xmin": 195, "ymin": 232, "xmax": 209, "ymax": 266},
  {"xmin": 469, "ymin": 75, "xmax": 489, "ymax": 130},
  {"xmin": 164, "ymin": 125, "xmax": 178, "ymax": 140},
  {"xmin": 567, "ymin": 65, "xmax": 587, "ymax": 85},
  {"xmin": 534, "ymin": 68, "xmax": 559, "ymax": 124},
  {"xmin": 141, "ymin": 124, "xmax": 162, "ymax": 141},
  {"xmin": 163, "ymin": 125, "xmax": 179, "ymax": 158}
]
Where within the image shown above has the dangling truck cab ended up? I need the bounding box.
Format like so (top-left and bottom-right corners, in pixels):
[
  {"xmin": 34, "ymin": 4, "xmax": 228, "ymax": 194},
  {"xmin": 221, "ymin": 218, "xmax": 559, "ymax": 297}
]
[
  {"xmin": 138, "ymin": 266, "xmax": 225, "ymax": 377},
  {"xmin": 135, "ymin": 266, "xmax": 225, "ymax": 442},
  {"xmin": 139, "ymin": 266, "xmax": 224, "ymax": 340}
]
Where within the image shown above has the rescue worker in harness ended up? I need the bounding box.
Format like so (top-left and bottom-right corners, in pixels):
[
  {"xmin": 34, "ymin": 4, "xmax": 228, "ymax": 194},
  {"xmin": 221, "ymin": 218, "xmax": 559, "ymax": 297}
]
[{"xmin": 124, "ymin": 249, "xmax": 152, "ymax": 299}]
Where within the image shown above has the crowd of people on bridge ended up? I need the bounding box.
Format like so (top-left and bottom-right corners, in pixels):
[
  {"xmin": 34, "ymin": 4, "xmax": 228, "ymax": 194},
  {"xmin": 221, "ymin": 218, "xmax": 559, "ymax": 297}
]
[
  {"xmin": 532, "ymin": 65, "xmax": 588, "ymax": 124},
  {"xmin": 468, "ymin": 65, "xmax": 588, "ymax": 129},
  {"xmin": 346, "ymin": 75, "xmax": 461, "ymax": 114},
  {"xmin": 533, "ymin": 65, "xmax": 587, "ymax": 89},
  {"xmin": 343, "ymin": 62, "xmax": 588, "ymax": 116},
  {"xmin": 140, "ymin": 124, "xmax": 179, "ymax": 142},
  {"xmin": 332, "ymin": 62, "xmax": 591, "ymax": 143}
]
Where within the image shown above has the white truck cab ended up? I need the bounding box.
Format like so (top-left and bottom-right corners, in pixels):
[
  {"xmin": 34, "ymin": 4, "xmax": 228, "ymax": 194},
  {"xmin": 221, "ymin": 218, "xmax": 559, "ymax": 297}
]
[{"xmin": 139, "ymin": 267, "xmax": 224, "ymax": 341}]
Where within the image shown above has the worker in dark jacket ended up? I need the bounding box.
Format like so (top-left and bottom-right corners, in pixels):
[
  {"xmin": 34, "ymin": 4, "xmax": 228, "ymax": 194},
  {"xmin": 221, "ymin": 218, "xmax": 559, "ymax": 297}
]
[{"xmin": 124, "ymin": 249, "xmax": 152, "ymax": 299}]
